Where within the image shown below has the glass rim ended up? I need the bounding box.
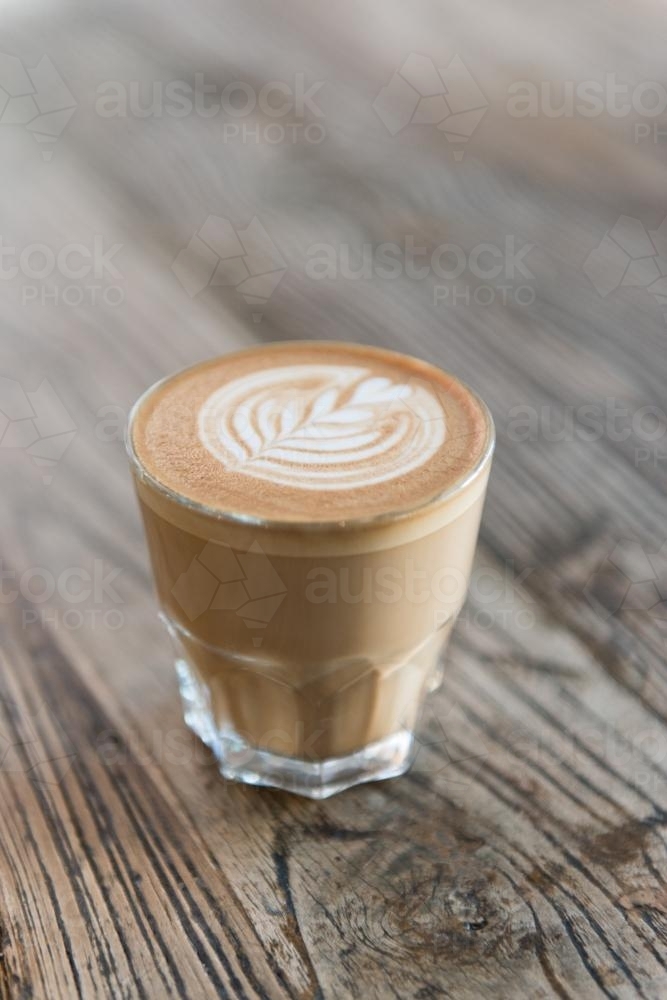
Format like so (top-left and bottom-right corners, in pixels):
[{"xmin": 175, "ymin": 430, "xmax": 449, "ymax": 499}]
[{"xmin": 125, "ymin": 343, "xmax": 495, "ymax": 534}]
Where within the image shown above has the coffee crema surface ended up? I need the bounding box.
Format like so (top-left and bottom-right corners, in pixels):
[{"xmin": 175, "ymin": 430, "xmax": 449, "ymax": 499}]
[{"xmin": 132, "ymin": 341, "xmax": 489, "ymax": 522}]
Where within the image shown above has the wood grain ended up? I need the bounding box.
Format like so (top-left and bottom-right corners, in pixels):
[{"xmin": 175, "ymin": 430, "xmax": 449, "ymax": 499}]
[{"xmin": 1, "ymin": 0, "xmax": 667, "ymax": 996}]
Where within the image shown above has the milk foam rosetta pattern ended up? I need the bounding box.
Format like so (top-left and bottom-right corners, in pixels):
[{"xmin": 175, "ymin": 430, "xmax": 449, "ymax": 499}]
[{"xmin": 196, "ymin": 364, "xmax": 446, "ymax": 490}]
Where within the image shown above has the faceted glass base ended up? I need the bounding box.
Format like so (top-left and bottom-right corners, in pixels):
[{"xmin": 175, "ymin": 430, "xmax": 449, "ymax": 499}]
[{"xmin": 176, "ymin": 658, "xmax": 415, "ymax": 799}]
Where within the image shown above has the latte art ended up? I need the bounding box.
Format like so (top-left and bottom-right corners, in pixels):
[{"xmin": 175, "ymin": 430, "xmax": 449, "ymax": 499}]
[
  {"xmin": 197, "ymin": 364, "xmax": 446, "ymax": 490},
  {"xmin": 132, "ymin": 342, "xmax": 490, "ymax": 521}
]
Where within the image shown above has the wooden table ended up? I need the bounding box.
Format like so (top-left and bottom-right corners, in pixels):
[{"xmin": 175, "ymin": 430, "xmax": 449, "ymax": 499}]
[{"xmin": 1, "ymin": 1, "xmax": 667, "ymax": 996}]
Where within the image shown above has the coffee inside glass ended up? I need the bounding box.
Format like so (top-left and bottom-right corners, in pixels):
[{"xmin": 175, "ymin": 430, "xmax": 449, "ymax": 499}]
[{"xmin": 127, "ymin": 341, "xmax": 494, "ymax": 798}]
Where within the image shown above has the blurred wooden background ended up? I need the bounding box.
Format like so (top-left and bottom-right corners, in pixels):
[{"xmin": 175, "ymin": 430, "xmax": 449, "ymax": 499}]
[{"xmin": 1, "ymin": 0, "xmax": 667, "ymax": 997}]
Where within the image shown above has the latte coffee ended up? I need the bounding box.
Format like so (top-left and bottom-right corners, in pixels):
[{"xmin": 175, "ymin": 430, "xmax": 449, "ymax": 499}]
[{"xmin": 128, "ymin": 341, "xmax": 494, "ymax": 797}]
